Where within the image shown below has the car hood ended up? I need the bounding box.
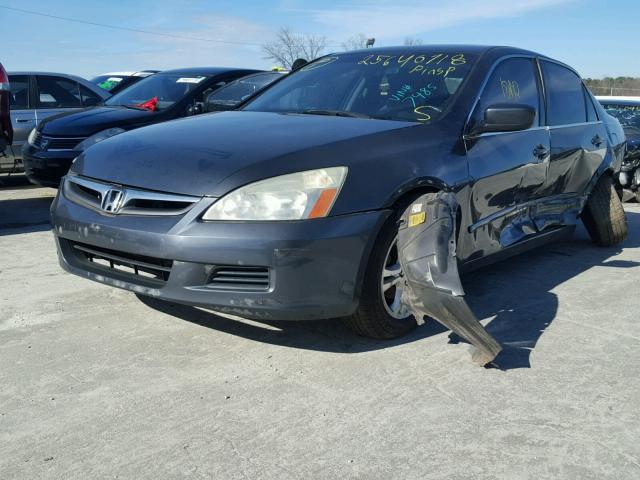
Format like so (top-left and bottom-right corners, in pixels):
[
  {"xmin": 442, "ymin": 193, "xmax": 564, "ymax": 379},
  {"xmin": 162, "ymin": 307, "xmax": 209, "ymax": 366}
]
[
  {"xmin": 40, "ymin": 106, "xmax": 158, "ymax": 137},
  {"xmin": 72, "ymin": 111, "xmax": 419, "ymax": 197}
]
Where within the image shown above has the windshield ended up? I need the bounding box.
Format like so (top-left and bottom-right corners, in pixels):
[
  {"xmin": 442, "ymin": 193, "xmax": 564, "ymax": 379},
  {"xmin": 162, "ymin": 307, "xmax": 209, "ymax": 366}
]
[
  {"xmin": 207, "ymin": 72, "xmax": 282, "ymax": 107},
  {"xmin": 243, "ymin": 50, "xmax": 477, "ymax": 122},
  {"xmin": 602, "ymin": 103, "xmax": 640, "ymax": 134},
  {"xmin": 105, "ymin": 73, "xmax": 210, "ymax": 111}
]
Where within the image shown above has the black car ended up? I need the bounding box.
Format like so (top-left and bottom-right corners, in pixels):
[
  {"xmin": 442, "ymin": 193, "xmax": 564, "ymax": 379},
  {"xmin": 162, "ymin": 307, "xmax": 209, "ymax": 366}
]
[
  {"xmin": 597, "ymin": 96, "xmax": 640, "ymax": 202},
  {"xmin": 23, "ymin": 67, "xmax": 261, "ymax": 187},
  {"xmin": 51, "ymin": 46, "xmax": 627, "ymax": 340}
]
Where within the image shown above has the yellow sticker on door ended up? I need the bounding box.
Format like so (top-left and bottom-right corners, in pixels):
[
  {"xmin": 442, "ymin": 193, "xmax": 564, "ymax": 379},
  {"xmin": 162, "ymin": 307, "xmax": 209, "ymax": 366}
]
[{"xmin": 408, "ymin": 211, "xmax": 426, "ymax": 227}]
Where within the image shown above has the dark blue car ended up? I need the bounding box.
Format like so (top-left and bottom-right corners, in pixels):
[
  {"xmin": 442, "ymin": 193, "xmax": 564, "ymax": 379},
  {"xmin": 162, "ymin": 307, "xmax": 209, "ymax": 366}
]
[{"xmin": 51, "ymin": 46, "xmax": 628, "ymax": 339}]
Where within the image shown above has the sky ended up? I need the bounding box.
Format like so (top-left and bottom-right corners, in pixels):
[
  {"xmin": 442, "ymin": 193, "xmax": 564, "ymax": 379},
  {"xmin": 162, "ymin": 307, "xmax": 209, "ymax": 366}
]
[{"xmin": 0, "ymin": 0, "xmax": 637, "ymax": 79}]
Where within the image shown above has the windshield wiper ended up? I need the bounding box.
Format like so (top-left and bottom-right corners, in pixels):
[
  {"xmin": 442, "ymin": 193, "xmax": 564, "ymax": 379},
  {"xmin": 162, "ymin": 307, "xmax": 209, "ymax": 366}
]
[
  {"xmin": 299, "ymin": 109, "xmax": 371, "ymax": 119},
  {"xmin": 121, "ymin": 104, "xmax": 147, "ymax": 111}
]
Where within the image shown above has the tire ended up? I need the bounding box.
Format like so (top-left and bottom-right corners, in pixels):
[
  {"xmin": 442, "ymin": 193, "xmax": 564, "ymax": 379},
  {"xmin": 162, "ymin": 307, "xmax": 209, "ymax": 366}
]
[
  {"xmin": 344, "ymin": 196, "xmax": 426, "ymax": 339},
  {"xmin": 581, "ymin": 174, "xmax": 628, "ymax": 247}
]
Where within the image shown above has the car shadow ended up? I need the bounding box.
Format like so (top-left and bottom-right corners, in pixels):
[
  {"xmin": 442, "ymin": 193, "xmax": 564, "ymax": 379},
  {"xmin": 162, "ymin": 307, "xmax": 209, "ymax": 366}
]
[
  {"xmin": 460, "ymin": 215, "xmax": 640, "ymax": 369},
  {"xmin": 0, "ymin": 196, "xmax": 54, "ymax": 235},
  {"xmin": 0, "ymin": 175, "xmax": 55, "ymax": 236},
  {"xmin": 0, "ymin": 173, "xmax": 34, "ymax": 189},
  {"xmin": 140, "ymin": 211, "xmax": 640, "ymax": 366}
]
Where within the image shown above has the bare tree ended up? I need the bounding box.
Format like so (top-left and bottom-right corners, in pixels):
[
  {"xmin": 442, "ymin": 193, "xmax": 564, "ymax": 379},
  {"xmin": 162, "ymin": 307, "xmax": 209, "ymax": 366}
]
[
  {"xmin": 403, "ymin": 37, "xmax": 423, "ymax": 46},
  {"xmin": 342, "ymin": 33, "xmax": 368, "ymax": 51},
  {"xmin": 262, "ymin": 26, "xmax": 327, "ymax": 69}
]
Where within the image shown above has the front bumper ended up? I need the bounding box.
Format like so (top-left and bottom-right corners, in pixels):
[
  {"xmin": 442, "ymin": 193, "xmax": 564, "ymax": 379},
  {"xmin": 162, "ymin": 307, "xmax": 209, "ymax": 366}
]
[
  {"xmin": 51, "ymin": 185, "xmax": 389, "ymax": 320},
  {"xmin": 22, "ymin": 144, "xmax": 78, "ymax": 187}
]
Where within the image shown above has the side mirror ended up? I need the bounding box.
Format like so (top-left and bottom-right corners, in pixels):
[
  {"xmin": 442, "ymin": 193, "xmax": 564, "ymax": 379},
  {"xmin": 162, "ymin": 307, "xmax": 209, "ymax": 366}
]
[
  {"xmin": 470, "ymin": 104, "xmax": 535, "ymax": 135},
  {"xmin": 186, "ymin": 103, "xmax": 205, "ymax": 116}
]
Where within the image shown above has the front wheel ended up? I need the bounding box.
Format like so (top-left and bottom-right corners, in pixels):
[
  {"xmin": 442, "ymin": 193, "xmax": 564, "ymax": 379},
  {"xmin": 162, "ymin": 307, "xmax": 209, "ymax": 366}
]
[
  {"xmin": 582, "ymin": 175, "xmax": 628, "ymax": 247},
  {"xmin": 344, "ymin": 202, "xmax": 419, "ymax": 339}
]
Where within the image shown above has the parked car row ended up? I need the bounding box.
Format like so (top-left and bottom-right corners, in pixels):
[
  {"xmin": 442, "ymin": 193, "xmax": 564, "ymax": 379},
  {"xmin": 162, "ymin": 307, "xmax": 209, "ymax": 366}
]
[
  {"xmin": 0, "ymin": 67, "xmax": 285, "ymax": 178},
  {"xmin": 0, "ymin": 71, "xmax": 110, "ymax": 174},
  {"xmin": 45, "ymin": 45, "xmax": 628, "ymax": 342}
]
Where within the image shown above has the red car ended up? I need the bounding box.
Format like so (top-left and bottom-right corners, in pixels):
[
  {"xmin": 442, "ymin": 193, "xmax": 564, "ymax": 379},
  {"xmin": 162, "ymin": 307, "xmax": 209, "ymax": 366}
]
[{"xmin": 0, "ymin": 62, "xmax": 12, "ymax": 155}]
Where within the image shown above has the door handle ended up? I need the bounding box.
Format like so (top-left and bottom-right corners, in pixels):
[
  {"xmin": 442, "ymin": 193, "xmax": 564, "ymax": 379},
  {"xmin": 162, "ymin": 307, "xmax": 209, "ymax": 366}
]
[
  {"xmin": 16, "ymin": 118, "xmax": 34, "ymax": 123},
  {"xmin": 533, "ymin": 144, "xmax": 549, "ymax": 159},
  {"xmin": 591, "ymin": 135, "xmax": 603, "ymax": 147}
]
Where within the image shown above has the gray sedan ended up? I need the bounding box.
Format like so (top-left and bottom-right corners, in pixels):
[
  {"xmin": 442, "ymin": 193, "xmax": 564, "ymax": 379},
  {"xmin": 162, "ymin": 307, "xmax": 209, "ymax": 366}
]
[{"xmin": 0, "ymin": 71, "xmax": 110, "ymax": 174}]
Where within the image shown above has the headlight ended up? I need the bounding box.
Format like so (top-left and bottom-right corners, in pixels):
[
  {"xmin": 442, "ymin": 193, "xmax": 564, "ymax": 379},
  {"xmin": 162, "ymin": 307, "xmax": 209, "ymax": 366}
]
[
  {"xmin": 27, "ymin": 128, "xmax": 38, "ymax": 145},
  {"xmin": 76, "ymin": 127, "xmax": 125, "ymax": 151},
  {"xmin": 203, "ymin": 167, "xmax": 348, "ymax": 221}
]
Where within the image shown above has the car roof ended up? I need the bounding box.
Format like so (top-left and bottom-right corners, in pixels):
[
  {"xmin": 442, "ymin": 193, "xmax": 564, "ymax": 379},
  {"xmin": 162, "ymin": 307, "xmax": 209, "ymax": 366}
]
[
  {"xmin": 97, "ymin": 72, "xmax": 137, "ymax": 76},
  {"xmin": 330, "ymin": 44, "xmax": 541, "ymax": 57},
  {"xmin": 596, "ymin": 96, "xmax": 640, "ymax": 104},
  {"xmin": 157, "ymin": 67, "xmax": 263, "ymax": 76},
  {"xmin": 96, "ymin": 70, "xmax": 159, "ymax": 77},
  {"xmin": 8, "ymin": 71, "xmax": 91, "ymax": 80}
]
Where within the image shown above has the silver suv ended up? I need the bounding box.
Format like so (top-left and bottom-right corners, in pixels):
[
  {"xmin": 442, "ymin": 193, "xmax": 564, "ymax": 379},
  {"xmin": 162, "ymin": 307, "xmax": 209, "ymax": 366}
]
[{"xmin": 0, "ymin": 71, "xmax": 110, "ymax": 174}]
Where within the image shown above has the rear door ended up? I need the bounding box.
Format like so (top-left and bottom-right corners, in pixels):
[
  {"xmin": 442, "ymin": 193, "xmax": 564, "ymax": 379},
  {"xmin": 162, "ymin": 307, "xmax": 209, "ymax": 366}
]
[
  {"xmin": 539, "ymin": 61, "xmax": 607, "ymax": 199},
  {"xmin": 34, "ymin": 75, "xmax": 84, "ymax": 124},
  {"xmin": 462, "ymin": 57, "xmax": 549, "ymax": 259},
  {"xmin": 5, "ymin": 74, "xmax": 34, "ymax": 164}
]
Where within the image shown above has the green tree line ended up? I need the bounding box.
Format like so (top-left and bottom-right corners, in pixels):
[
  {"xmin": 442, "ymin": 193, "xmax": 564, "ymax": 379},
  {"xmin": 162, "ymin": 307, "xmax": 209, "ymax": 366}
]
[{"xmin": 584, "ymin": 77, "xmax": 640, "ymax": 96}]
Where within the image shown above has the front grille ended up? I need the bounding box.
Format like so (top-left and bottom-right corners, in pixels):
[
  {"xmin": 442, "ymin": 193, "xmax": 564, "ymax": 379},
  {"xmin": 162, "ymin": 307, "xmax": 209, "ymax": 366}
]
[
  {"xmin": 207, "ymin": 266, "xmax": 271, "ymax": 291},
  {"xmin": 64, "ymin": 175, "xmax": 200, "ymax": 216},
  {"xmin": 70, "ymin": 241, "xmax": 172, "ymax": 284},
  {"xmin": 33, "ymin": 132, "xmax": 86, "ymax": 150}
]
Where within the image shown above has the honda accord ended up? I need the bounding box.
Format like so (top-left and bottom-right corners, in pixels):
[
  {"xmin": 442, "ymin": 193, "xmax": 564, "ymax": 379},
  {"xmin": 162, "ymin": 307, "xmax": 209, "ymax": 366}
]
[{"xmin": 51, "ymin": 46, "xmax": 627, "ymax": 339}]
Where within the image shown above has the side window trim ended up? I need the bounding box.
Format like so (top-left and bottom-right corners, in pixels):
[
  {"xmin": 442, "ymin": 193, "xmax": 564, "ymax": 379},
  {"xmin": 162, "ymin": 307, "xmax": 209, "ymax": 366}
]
[
  {"xmin": 465, "ymin": 54, "xmax": 542, "ymax": 136},
  {"xmin": 582, "ymin": 85, "xmax": 600, "ymax": 122},
  {"xmin": 534, "ymin": 57, "xmax": 548, "ymax": 127}
]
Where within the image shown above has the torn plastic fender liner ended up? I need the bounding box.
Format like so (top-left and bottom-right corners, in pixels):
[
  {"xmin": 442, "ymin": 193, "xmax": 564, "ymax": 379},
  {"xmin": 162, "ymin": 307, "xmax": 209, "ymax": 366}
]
[{"xmin": 397, "ymin": 192, "xmax": 502, "ymax": 366}]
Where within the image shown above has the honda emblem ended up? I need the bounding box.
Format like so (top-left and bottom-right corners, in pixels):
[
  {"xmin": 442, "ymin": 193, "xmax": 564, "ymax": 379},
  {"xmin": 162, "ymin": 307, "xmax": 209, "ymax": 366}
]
[{"xmin": 101, "ymin": 189, "xmax": 124, "ymax": 213}]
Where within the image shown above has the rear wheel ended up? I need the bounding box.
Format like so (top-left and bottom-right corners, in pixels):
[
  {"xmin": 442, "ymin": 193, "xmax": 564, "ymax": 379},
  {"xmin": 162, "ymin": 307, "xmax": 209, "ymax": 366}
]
[
  {"xmin": 344, "ymin": 199, "xmax": 421, "ymax": 339},
  {"xmin": 582, "ymin": 175, "xmax": 628, "ymax": 247}
]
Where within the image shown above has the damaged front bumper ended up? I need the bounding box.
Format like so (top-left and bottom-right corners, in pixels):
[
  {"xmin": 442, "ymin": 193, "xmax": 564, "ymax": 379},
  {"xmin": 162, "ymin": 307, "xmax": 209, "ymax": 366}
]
[
  {"xmin": 51, "ymin": 186, "xmax": 390, "ymax": 321},
  {"xmin": 397, "ymin": 192, "xmax": 503, "ymax": 366}
]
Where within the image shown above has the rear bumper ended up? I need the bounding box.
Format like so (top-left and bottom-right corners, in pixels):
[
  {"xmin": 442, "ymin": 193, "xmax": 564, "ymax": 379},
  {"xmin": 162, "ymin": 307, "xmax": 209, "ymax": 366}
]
[
  {"xmin": 51, "ymin": 187, "xmax": 390, "ymax": 320},
  {"xmin": 22, "ymin": 144, "xmax": 77, "ymax": 187}
]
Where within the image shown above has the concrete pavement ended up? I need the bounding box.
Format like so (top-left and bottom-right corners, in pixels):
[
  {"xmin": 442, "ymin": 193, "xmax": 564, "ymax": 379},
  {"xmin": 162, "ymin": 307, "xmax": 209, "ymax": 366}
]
[{"xmin": 1, "ymin": 175, "xmax": 639, "ymax": 479}]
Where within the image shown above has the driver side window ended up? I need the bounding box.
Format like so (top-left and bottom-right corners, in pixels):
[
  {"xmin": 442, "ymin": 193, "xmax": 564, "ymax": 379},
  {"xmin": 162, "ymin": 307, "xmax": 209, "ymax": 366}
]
[{"xmin": 476, "ymin": 58, "xmax": 541, "ymax": 127}]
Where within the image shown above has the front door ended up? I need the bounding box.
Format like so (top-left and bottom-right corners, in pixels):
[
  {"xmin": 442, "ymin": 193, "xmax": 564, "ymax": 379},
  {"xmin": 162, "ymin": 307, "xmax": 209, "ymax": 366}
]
[{"xmin": 460, "ymin": 57, "xmax": 549, "ymax": 262}]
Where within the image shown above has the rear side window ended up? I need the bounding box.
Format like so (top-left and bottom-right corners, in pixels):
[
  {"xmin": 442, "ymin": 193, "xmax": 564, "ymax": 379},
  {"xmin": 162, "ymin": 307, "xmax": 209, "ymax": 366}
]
[
  {"xmin": 476, "ymin": 58, "xmax": 541, "ymax": 126},
  {"xmin": 36, "ymin": 75, "xmax": 82, "ymax": 108},
  {"xmin": 541, "ymin": 61, "xmax": 586, "ymax": 126},
  {"xmin": 584, "ymin": 88, "xmax": 598, "ymax": 122},
  {"xmin": 8, "ymin": 75, "xmax": 29, "ymax": 109},
  {"xmin": 79, "ymin": 84, "xmax": 102, "ymax": 107}
]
